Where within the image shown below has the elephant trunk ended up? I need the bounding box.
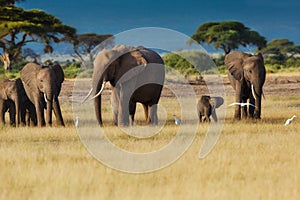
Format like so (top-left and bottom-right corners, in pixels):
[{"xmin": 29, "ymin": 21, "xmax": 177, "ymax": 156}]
[
  {"xmin": 93, "ymin": 78, "xmax": 106, "ymax": 126},
  {"xmin": 45, "ymin": 89, "xmax": 54, "ymax": 126},
  {"xmin": 252, "ymin": 84, "xmax": 263, "ymax": 119}
]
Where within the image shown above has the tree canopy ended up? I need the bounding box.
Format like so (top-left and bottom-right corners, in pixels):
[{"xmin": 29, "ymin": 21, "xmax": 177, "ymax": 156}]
[
  {"xmin": 260, "ymin": 39, "xmax": 300, "ymax": 56},
  {"xmin": 66, "ymin": 33, "xmax": 114, "ymax": 68},
  {"xmin": 0, "ymin": 5, "xmax": 76, "ymax": 69},
  {"xmin": 190, "ymin": 21, "xmax": 267, "ymax": 55},
  {"xmin": 260, "ymin": 39, "xmax": 300, "ymax": 65}
]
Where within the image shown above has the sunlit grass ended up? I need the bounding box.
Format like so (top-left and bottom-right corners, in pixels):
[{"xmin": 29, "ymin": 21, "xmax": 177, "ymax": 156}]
[{"xmin": 0, "ymin": 94, "xmax": 299, "ymax": 199}]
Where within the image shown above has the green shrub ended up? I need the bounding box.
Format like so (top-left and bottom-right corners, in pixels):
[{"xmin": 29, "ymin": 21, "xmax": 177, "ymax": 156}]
[{"xmin": 163, "ymin": 50, "xmax": 218, "ymax": 76}]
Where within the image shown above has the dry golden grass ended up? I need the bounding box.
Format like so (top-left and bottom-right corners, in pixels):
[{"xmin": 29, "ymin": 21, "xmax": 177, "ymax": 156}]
[{"xmin": 0, "ymin": 94, "xmax": 299, "ymax": 200}]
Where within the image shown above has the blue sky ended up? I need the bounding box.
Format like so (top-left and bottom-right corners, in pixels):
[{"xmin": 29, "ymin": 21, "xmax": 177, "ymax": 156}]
[{"xmin": 17, "ymin": 0, "xmax": 300, "ymax": 52}]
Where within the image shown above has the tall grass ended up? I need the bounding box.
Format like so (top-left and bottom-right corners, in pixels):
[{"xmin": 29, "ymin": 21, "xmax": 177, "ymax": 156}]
[{"xmin": 0, "ymin": 95, "xmax": 299, "ymax": 199}]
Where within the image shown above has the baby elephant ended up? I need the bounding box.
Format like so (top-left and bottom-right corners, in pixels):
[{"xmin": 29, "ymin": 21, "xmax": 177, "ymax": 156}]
[{"xmin": 197, "ymin": 95, "xmax": 224, "ymax": 122}]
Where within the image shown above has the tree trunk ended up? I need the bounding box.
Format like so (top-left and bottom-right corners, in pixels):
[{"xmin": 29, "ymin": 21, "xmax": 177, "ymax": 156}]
[{"xmin": 0, "ymin": 50, "xmax": 11, "ymax": 70}]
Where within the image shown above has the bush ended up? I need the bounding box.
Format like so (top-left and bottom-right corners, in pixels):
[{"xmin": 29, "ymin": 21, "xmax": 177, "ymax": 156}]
[
  {"xmin": 62, "ymin": 62, "xmax": 93, "ymax": 78},
  {"xmin": 163, "ymin": 50, "xmax": 217, "ymax": 76}
]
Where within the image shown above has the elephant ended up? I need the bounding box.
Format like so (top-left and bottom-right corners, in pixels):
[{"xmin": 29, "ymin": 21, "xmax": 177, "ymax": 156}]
[
  {"xmin": 84, "ymin": 45, "xmax": 165, "ymax": 126},
  {"xmin": 197, "ymin": 95, "xmax": 224, "ymax": 123},
  {"xmin": 0, "ymin": 78, "xmax": 20, "ymax": 126},
  {"xmin": 225, "ymin": 51, "xmax": 266, "ymax": 120},
  {"xmin": 0, "ymin": 78, "xmax": 36, "ymax": 126},
  {"xmin": 20, "ymin": 62, "xmax": 65, "ymax": 127}
]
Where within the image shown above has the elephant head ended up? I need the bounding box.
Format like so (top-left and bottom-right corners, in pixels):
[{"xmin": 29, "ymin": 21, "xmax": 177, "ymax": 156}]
[
  {"xmin": 83, "ymin": 45, "xmax": 164, "ymax": 126},
  {"xmin": 225, "ymin": 51, "xmax": 266, "ymax": 119},
  {"xmin": 0, "ymin": 78, "xmax": 20, "ymax": 126},
  {"xmin": 20, "ymin": 62, "xmax": 65, "ymax": 127}
]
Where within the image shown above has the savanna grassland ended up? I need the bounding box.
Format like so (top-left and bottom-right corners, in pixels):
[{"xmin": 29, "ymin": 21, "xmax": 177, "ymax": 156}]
[{"xmin": 0, "ymin": 74, "xmax": 299, "ymax": 200}]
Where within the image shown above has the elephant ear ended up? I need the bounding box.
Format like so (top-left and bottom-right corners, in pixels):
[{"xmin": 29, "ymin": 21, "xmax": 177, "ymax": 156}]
[
  {"xmin": 0, "ymin": 78, "xmax": 9, "ymax": 100},
  {"xmin": 225, "ymin": 52, "xmax": 251, "ymax": 81},
  {"xmin": 50, "ymin": 63, "xmax": 64, "ymax": 84},
  {"xmin": 116, "ymin": 49, "xmax": 148, "ymax": 84},
  {"xmin": 20, "ymin": 63, "xmax": 41, "ymax": 92},
  {"xmin": 210, "ymin": 96, "xmax": 224, "ymax": 109}
]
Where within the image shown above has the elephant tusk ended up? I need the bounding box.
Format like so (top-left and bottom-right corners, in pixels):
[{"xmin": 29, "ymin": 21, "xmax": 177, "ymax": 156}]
[
  {"xmin": 81, "ymin": 88, "xmax": 93, "ymax": 104},
  {"xmin": 89, "ymin": 82, "xmax": 106, "ymax": 101},
  {"xmin": 251, "ymin": 84, "xmax": 257, "ymax": 100},
  {"xmin": 44, "ymin": 93, "xmax": 48, "ymax": 102}
]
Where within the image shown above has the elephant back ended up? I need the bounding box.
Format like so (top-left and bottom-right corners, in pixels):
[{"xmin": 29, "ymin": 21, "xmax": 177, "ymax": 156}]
[{"xmin": 137, "ymin": 46, "xmax": 164, "ymax": 65}]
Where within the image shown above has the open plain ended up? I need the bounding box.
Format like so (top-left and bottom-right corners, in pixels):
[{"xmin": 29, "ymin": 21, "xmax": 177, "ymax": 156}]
[{"xmin": 0, "ymin": 74, "xmax": 299, "ymax": 200}]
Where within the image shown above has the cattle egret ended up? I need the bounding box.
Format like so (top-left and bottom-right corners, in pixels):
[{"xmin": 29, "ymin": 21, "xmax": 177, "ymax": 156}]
[
  {"xmin": 284, "ymin": 115, "xmax": 296, "ymax": 126},
  {"xmin": 173, "ymin": 114, "xmax": 181, "ymax": 125},
  {"xmin": 228, "ymin": 102, "xmax": 256, "ymax": 107},
  {"xmin": 75, "ymin": 116, "xmax": 79, "ymax": 127}
]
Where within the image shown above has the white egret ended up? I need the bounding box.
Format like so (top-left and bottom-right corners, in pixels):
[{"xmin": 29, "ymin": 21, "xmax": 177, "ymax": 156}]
[
  {"xmin": 75, "ymin": 116, "xmax": 79, "ymax": 128},
  {"xmin": 284, "ymin": 115, "xmax": 296, "ymax": 126},
  {"xmin": 173, "ymin": 114, "xmax": 181, "ymax": 125},
  {"xmin": 228, "ymin": 102, "xmax": 256, "ymax": 107}
]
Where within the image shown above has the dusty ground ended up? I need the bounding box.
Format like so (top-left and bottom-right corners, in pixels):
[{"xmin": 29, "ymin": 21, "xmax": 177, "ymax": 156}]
[{"xmin": 60, "ymin": 74, "xmax": 300, "ymax": 104}]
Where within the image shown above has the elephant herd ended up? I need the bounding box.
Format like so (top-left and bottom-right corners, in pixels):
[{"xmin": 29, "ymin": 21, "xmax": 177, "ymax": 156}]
[
  {"xmin": 0, "ymin": 62, "xmax": 65, "ymax": 127},
  {"xmin": 0, "ymin": 45, "xmax": 266, "ymax": 128}
]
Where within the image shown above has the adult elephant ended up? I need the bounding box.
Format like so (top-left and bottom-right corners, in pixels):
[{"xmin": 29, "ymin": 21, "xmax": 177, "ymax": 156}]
[
  {"xmin": 197, "ymin": 95, "xmax": 224, "ymax": 123},
  {"xmin": 20, "ymin": 62, "xmax": 65, "ymax": 127},
  {"xmin": 84, "ymin": 45, "xmax": 165, "ymax": 126},
  {"xmin": 225, "ymin": 51, "xmax": 266, "ymax": 120}
]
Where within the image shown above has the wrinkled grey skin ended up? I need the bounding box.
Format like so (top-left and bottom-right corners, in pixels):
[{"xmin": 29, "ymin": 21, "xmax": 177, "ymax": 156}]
[
  {"xmin": 0, "ymin": 78, "xmax": 36, "ymax": 126},
  {"xmin": 197, "ymin": 95, "xmax": 224, "ymax": 123},
  {"xmin": 91, "ymin": 45, "xmax": 165, "ymax": 126},
  {"xmin": 20, "ymin": 62, "xmax": 65, "ymax": 127},
  {"xmin": 225, "ymin": 51, "xmax": 266, "ymax": 120}
]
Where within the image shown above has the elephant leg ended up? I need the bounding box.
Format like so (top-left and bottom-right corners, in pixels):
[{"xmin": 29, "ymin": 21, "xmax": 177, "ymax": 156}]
[
  {"xmin": 20, "ymin": 104, "xmax": 27, "ymax": 126},
  {"xmin": 148, "ymin": 104, "xmax": 158, "ymax": 125},
  {"xmin": 129, "ymin": 102, "xmax": 136, "ymax": 126},
  {"xmin": 118, "ymin": 86, "xmax": 130, "ymax": 126},
  {"xmin": 254, "ymin": 97, "xmax": 262, "ymax": 119},
  {"xmin": 249, "ymin": 97, "xmax": 255, "ymax": 118},
  {"xmin": 197, "ymin": 109, "xmax": 203, "ymax": 123},
  {"xmin": 28, "ymin": 102, "xmax": 37, "ymax": 126},
  {"xmin": 241, "ymin": 98, "xmax": 248, "ymax": 119},
  {"xmin": 142, "ymin": 104, "xmax": 149, "ymax": 122},
  {"xmin": 111, "ymin": 90, "xmax": 119, "ymax": 126},
  {"xmin": 0, "ymin": 101, "xmax": 5, "ymax": 125},
  {"xmin": 234, "ymin": 84, "xmax": 242, "ymax": 120},
  {"xmin": 204, "ymin": 108, "xmax": 210, "ymax": 123},
  {"xmin": 8, "ymin": 102, "xmax": 16, "ymax": 127},
  {"xmin": 35, "ymin": 99, "xmax": 45, "ymax": 127},
  {"xmin": 53, "ymin": 99, "xmax": 65, "ymax": 127}
]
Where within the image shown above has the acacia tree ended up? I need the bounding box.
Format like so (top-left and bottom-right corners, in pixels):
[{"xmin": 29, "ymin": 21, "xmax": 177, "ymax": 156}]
[
  {"xmin": 0, "ymin": 5, "xmax": 76, "ymax": 69},
  {"xmin": 66, "ymin": 33, "xmax": 114, "ymax": 68},
  {"xmin": 190, "ymin": 21, "xmax": 267, "ymax": 55},
  {"xmin": 260, "ymin": 39, "xmax": 300, "ymax": 64}
]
